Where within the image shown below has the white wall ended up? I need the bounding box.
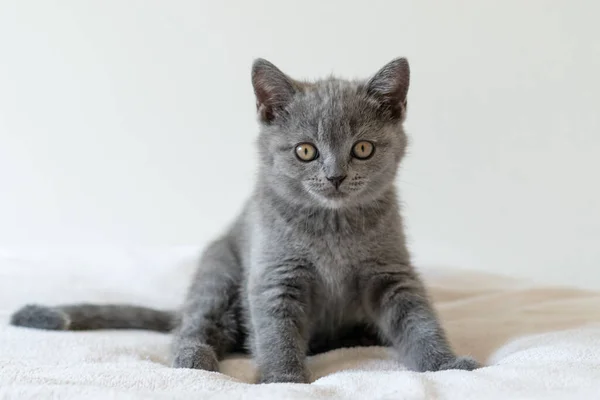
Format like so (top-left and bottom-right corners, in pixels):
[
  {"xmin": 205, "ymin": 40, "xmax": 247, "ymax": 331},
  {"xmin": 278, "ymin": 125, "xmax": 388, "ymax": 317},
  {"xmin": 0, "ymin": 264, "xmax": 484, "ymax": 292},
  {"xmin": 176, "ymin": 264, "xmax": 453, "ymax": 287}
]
[{"xmin": 1, "ymin": 1, "xmax": 599, "ymax": 288}]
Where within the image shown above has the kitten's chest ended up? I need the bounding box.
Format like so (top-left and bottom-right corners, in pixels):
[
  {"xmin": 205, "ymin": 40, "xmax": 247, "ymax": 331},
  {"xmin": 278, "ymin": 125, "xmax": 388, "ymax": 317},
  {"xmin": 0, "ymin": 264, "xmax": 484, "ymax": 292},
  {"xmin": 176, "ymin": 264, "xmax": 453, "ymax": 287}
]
[
  {"xmin": 300, "ymin": 220, "xmax": 380, "ymax": 325},
  {"xmin": 308, "ymin": 235, "xmax": 368, "ymax": 330},
  {"xmin": 308, "ymin": 233, "xmax": 364, "ymax": 271},
  {"xmin": 306, "ymin": 232, "xmax": 367, "ymax": 306}
]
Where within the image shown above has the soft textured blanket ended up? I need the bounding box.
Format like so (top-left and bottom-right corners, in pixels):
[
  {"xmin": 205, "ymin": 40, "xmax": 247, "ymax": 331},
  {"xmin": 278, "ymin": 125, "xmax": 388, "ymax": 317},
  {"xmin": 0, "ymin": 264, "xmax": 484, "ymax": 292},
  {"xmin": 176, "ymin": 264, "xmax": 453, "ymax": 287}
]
[{"xmin": 1, "ymin": 248, "xmax": 599, "ymax": 399}]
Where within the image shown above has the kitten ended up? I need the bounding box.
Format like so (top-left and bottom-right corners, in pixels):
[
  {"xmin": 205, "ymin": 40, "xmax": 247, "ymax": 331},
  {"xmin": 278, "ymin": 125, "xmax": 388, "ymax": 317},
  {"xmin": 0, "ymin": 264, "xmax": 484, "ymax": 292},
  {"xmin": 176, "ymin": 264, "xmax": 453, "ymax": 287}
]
[{"xmin": 10, "ymin": 57, "xmax": 480, "ymax": 383}]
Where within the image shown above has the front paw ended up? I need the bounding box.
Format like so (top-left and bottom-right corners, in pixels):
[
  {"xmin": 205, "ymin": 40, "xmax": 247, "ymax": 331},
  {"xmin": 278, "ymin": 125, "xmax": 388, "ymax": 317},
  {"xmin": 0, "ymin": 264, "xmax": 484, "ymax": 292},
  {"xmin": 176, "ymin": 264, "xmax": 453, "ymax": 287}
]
[
  {"xmin": 438, "ymin": 356, "xmax": 481, "ymax": 371},
  {"xmin": 258, "ymin": 369, "xmax": 309, "ymax": 384},
  {"xmin": 172, "ymin": 343, "xmax": 219, "ymax": 372}
]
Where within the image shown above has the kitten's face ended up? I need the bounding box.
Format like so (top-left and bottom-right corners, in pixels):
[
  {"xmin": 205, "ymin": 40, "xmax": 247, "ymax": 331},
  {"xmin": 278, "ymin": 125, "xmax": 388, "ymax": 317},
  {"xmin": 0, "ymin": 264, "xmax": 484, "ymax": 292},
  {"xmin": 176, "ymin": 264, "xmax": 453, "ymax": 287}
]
[{"xmin": 253, "ymin": 59, "xmax": 409, "ymax": 209}]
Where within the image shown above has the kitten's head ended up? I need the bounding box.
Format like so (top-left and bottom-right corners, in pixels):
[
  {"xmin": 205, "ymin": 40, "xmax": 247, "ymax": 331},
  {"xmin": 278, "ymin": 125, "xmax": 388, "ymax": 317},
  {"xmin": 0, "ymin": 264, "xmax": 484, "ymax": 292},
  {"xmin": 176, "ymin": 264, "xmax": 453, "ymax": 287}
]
[{"xmin": 253, "ymin": 58, "xmax": 409, "ymax": 209}]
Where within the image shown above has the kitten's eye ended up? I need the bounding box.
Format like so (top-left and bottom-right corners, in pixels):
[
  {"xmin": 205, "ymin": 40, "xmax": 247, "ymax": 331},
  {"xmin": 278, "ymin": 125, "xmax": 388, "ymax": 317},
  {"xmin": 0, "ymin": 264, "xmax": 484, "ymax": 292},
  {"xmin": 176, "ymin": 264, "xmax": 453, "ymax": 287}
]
[
  {"xmin": 352, "ymin": 141, "xmax": 375, "ymax": 160},
  {"xmin": 295, "ymin": 143, "xmax": 319, "ymax": 162}
]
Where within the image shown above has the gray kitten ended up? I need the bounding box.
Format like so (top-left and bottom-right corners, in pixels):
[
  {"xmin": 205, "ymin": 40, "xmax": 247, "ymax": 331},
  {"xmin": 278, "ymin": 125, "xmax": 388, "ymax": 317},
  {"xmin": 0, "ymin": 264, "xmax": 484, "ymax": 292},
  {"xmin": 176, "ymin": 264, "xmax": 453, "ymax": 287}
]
[{"xmin": 10, "ymin": 57, "xmax": 480, "ymax": 383}]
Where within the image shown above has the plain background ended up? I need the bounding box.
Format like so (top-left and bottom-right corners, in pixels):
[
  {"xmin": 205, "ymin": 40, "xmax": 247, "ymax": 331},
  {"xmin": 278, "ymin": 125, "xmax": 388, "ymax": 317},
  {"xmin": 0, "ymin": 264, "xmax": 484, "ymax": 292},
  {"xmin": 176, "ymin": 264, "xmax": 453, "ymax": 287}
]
[{"xmin": 1, "ymin": 1, "xmax": 599, "ymax": 288}]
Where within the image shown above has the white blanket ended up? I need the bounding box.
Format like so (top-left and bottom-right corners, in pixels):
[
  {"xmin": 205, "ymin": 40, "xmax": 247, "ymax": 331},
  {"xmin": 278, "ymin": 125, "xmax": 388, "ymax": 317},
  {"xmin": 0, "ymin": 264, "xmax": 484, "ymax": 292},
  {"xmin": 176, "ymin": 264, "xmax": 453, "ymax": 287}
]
[{"xmin": 1, "ymin": 248, "xmax": 599, "ymax": 399}]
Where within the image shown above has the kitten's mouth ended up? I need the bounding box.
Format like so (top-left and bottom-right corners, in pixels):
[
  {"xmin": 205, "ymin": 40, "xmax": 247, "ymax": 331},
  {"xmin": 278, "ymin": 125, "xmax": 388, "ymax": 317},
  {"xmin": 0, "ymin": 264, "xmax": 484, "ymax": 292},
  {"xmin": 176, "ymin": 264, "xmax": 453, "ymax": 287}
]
[{"xmin": 324, "ymin": 190, "xmax": 348, "ymax": 199}]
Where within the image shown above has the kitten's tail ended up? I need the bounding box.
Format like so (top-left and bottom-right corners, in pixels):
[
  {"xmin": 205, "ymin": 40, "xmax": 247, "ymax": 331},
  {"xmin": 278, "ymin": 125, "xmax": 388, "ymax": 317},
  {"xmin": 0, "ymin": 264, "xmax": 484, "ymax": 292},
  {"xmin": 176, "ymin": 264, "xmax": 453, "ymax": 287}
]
[{"xmin": 9, "ymin": 303, "xmax": 177, "ymax": 332}]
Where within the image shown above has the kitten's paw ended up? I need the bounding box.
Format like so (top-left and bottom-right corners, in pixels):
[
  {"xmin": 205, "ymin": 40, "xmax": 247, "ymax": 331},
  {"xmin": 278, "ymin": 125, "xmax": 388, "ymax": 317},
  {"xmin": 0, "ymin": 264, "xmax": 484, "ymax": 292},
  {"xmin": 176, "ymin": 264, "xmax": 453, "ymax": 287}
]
[
  {"xmin": 172, "ymin": 343, "xmax": 219, "ymax": 371},
  {"xmin": 258, "ymin": 370, "xmax": 309, "ymax": 384},
  {"xmin": 10, "ymin": 304, "xmax": 70, "ymax": 330},
  {"xmin": 438, "ymin": 356, "xmax": 481, "ymax": 371}
]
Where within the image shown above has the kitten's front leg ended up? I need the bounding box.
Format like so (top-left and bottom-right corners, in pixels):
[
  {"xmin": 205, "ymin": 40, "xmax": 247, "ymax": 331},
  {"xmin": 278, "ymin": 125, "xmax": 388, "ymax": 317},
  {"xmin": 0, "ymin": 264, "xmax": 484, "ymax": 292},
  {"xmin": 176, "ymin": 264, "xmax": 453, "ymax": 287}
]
[
  {"xmin": 363, "ymin": 265, "xmax": 480, "ymax": 372},
  {"xmin": 249, "ymin": 261, "xmax": 315, "ymax": 384}
]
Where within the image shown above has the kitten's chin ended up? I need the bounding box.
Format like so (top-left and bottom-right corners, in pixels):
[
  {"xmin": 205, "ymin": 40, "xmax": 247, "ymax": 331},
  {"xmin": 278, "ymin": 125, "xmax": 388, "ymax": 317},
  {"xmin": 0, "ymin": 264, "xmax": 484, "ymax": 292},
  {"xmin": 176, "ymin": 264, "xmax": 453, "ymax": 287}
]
[
  {"xmin": 316, "ymin": 197, "xmax": 348, "ymax": 209},
  {"xmin": 307, "ymin": 190, "xmax": 353, "ymax": 209},
  {"xmin": 307, "ymin": 185, "xmax": 392, "ymax": 209}
]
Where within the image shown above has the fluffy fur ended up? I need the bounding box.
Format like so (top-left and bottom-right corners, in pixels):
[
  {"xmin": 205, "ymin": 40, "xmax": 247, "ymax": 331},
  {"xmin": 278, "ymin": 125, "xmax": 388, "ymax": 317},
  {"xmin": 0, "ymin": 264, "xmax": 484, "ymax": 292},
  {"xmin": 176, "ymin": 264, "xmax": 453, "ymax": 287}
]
[{"xmin": 10, "ymin": 57, "xmax": 480, "ymax": 383}]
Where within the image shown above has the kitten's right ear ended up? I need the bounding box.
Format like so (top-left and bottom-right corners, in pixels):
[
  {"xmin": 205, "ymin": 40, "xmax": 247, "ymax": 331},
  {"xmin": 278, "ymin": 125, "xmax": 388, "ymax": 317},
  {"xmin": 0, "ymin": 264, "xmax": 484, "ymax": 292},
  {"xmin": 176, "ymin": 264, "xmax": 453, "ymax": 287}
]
[{"xmin": 252, "ymin": 59, "xmax": 297, "ymax": 123}]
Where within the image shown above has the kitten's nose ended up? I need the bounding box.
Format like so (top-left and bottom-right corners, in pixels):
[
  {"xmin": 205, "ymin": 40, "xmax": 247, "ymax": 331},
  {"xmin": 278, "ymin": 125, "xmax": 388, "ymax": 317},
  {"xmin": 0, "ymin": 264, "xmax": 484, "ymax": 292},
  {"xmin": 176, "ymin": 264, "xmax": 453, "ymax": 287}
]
[{"xmin": 326, "ymin": 175, "xmax": 347, "ymax": 190}]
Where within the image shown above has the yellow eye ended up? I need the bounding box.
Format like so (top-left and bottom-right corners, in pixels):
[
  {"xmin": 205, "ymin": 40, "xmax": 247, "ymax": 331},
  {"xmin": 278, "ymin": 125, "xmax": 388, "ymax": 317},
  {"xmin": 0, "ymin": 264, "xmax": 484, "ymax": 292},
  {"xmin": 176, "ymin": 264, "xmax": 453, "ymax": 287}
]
[
  {"xmin": 352, "ymin": 141, "xmax": 375, "ymax": 159},
  {"xmin": 295, "ymin": 143, "xmax": 318, "ymax": 162}
]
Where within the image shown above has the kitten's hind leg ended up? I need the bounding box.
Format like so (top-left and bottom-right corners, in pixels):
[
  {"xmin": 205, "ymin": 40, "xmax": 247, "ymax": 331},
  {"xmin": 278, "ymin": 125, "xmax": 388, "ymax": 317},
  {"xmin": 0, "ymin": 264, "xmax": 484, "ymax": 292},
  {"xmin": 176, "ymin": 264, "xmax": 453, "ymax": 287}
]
[{"xmin": 171, "ymin": 237, "xmax": 243, "ymax": 372}]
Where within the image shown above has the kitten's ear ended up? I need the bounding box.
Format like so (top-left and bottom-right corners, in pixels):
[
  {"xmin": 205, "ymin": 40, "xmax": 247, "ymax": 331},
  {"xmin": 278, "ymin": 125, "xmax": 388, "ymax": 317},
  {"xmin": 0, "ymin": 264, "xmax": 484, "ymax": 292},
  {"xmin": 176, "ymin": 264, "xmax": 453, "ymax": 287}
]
[
  {"xmin": 366, "ymin": 58, "xmax": 410, "ymax": 120},
  {"xmin": 252, "ymin": 59, "xmax": 297, "ymax": 123}
]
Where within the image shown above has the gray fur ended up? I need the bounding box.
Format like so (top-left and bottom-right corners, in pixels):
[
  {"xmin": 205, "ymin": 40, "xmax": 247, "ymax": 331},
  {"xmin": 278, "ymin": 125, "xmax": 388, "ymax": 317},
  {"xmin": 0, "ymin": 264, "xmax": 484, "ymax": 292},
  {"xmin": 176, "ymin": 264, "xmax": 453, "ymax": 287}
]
[
  {"xmin": 11, "ymin": 304, "xmax": 175, "ymax": 331},
  {"xmin": 10, "ymin": 57, "xmax": 480, "ymax": 383}
]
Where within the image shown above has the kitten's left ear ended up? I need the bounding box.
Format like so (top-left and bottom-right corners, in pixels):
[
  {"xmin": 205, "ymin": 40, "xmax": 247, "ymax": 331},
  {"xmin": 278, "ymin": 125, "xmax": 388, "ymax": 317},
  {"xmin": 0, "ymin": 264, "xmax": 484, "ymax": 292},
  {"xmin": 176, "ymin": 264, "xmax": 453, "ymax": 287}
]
[{"xmin": 366, "ymin": 58, "xmax": 410, "ymax": 121}]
